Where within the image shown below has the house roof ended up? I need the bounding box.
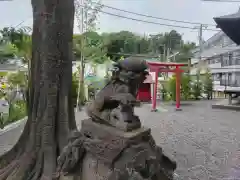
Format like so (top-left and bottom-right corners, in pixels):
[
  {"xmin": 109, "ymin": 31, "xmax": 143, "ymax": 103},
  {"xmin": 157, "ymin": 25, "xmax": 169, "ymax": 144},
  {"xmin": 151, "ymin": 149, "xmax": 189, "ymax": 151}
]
[{"xmin": 214, "ymin": 9, "xmax": 240, "ymax": 45}]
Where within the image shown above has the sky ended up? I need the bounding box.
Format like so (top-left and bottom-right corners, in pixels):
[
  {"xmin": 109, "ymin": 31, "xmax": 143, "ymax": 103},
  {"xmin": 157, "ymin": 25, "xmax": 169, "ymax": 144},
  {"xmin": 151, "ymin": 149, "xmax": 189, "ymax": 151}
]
[{"xmin": 0, "ymin": 0, "xmax": 239, "ymax": 44}]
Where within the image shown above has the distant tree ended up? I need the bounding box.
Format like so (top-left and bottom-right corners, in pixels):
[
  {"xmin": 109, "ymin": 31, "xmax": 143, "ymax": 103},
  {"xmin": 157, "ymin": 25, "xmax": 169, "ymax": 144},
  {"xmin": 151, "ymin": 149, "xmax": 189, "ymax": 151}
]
[
  {"xmin": 103, "ymin": 31, "xmax": 141, "ymax": 61},
  {"xmin": 0, "ymin": 43, "xmax": 17, "ymax": 63},
  {"xmin": 192, "ymin": 80, "xmax": 202, "ymax": 100},
  {"xmin": 167, "ymin": 76, "xmax": 176, "ymax": 101},
  {"xmin": 174, "ymin": 42, "xmax": 196, "ymax": 63},
  {"xmin": 181, "ymin": 74, "xmax": 191, "ymax": 100},
  {"xmin": 203, "ymin": 69, "xmax": 213, "ymax": 100}
]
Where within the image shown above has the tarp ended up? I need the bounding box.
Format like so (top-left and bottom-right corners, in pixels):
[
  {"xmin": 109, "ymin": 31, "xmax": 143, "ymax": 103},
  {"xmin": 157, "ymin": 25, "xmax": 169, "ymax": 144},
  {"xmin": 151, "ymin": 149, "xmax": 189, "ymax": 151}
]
[{"xmin": 214, "ymin": 9, "xmax": 240, "ymax": 45}]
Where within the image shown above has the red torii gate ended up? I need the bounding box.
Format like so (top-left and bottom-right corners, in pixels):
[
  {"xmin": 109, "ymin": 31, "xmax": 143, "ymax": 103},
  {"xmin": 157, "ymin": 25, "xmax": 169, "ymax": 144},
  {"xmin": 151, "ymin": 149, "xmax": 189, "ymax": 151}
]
[{"xmin": 146, "ymin": 61, "xmax": 186, "ymax": 112}]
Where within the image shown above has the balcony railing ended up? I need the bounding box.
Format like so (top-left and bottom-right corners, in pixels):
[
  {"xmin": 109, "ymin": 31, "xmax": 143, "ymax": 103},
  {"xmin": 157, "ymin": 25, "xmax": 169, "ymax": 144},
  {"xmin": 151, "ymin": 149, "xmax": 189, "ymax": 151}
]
[{"xmin": 220, "ymin": 80, "xmax": 240, "ymax": 87}]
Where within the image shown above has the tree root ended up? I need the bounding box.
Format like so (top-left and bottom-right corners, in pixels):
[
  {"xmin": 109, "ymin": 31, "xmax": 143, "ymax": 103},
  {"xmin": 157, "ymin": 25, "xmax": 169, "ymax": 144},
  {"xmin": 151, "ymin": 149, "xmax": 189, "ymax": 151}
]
[{"xmin": 0, "ymin": 152, "xmax": 36, "ymax": 180}]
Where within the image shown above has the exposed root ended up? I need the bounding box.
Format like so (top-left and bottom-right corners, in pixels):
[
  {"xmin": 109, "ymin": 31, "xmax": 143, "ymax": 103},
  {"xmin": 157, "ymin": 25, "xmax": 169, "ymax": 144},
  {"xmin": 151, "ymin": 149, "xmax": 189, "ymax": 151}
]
[
  {"xmin": 55, "ymin": 130, "xmax": 85, "ymax": 178},
  {"xmin": 0, "ymin": 152, "xmax": 36, "ymax": 180}
]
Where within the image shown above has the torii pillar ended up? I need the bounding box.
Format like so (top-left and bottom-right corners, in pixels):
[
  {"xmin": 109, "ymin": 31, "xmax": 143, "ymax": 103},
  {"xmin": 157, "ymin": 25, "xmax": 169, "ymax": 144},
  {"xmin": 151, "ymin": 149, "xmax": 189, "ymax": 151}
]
[{"xmin": 147, "ymin": 61, "xmax": 186, "ymax": 112}]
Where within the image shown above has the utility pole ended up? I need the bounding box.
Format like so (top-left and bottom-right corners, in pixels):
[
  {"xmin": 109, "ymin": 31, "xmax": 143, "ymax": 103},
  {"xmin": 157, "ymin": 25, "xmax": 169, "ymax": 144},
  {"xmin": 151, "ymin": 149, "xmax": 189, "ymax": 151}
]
[
  {"xmin": 198, "ymin": 24, "xmax": 203, "ymax": 67},
  {"xmin": 196, "ymin": 24, "xmax": 207, "ymax": 82},
  {"xmin": 163, "ymin": 44, "xmax": 166, "ymax": 62}
]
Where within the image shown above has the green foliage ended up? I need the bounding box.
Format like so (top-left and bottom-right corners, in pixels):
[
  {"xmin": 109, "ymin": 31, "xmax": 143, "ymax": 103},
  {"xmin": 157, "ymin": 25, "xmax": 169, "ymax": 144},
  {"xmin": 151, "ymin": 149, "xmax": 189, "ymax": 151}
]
[
  {"xmin": 72, "ymin": 73, "xmax": 86, "ymax": 106},
  {"xmin": 0, "ymin": 27, "xmax": 31, "ymax": 49},
  {"xmin": 0, "ymin": 72, "xmax": 8, "ymax": 77},
  {"xmin": 203, "ymin": 69, "xmax": 213, "ymax": 98},
  {"xmin": 160, "ymin": 84, "xmax": 168, "ymax": 101},
  {"xmin": 191, "ymin": 81, "xmax": 202, "ymax": 100},
  {"xmin": 74, "ymin": 32, "xmax": 107, "ymax": 64},
  {"xmin": 167, "ymin": 74, "xmax": 193, "ymax": 101},
  {"xmin": 102, "ymin": 30, "xmax": 195, "ymax": 63},
  {"xmin": 0, "ymin": 100, "xmax": 26, "ymax": 129},
  {"xmin": 7, "ymin": 71, "xmax": 26, "ymax": 87},
  {"xmin": 72, "ymin": 74, "xmax": 78, "ymax": 106},
  {"xmin": 167, "ymin": 76, "xmax": 176, "ymax": 101},
  {"xmin": 8, "ymin": 100, "xmax": 26, "ymax": 123},
  {"xmin": 181, "ymin": 74, "xmax": 191, "ymax": 100},
  {"xmin": 174, "ymin": 42, "xmax": 195, "ymax": 63},
  {"xmin": 16, "ymin": 35, "xmax": 32, "ymax": 64},
  {"xmin": 0, "ymin": 43, "xmax": 17, "ymax": 63},
  {"xmin": 103, "ymin": 31, "xmax": 143, "ymax": 61},
  {"xmin": 0, "ymin": 27, "xmax": 32, "ymax": 65}
]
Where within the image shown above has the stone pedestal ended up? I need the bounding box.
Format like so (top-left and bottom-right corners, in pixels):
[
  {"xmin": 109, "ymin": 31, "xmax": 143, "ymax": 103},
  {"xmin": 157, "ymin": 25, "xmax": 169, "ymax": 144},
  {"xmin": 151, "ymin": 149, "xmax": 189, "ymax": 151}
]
[
  {"xmin": 57, "ymin": 119, "xmax": 176, "ymax": 180},
  {"xmin": 79, "ymin": 119, "xmax": 176, "ymax": 180}
]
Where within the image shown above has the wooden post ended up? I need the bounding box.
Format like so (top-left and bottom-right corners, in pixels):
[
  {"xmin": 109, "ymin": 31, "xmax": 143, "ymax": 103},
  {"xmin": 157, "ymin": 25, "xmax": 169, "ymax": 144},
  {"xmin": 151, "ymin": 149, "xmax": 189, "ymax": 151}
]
[
  {"xmin": 228, "ymin": 94, "xmax": 232, "ymax": 105},
  {"xmin": 151, "ymin": 69, "xmax": 159, "ymax": 112},
  {"xmin": 175, "ymin": 66, "xmax": 182, "ymax": 111}
]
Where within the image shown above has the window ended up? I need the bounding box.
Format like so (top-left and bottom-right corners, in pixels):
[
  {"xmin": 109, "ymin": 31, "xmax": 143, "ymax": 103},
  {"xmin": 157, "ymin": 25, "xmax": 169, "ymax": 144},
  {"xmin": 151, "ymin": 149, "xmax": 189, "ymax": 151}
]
[
  {"xmin": 235, "ymin": 72, "xmax": 240, "ymax": 87},
  {"xmin": 236, "ymin": 58, "xmax": 240, "ymax": 65},
  {"xmin": 216, "ymin": 73, "xmax": 221, "ymax": 80},
  {"xmin": 221, "ymin": 54, "xmax": 229, "ymax": 66},
  {"xmin": 220, "ymin": 55, "xmax": 223, "ymax": 66},
  {"xmin": 229, "ymin": 53, "xmax": 233, "ymax": 65},
  {"xmin": 214, "ymin": 56, "xmax": 220, "ymax": 63},
  {"xmin": 208, "ymin": 59, "xmax": 211, "ymax": 64}
]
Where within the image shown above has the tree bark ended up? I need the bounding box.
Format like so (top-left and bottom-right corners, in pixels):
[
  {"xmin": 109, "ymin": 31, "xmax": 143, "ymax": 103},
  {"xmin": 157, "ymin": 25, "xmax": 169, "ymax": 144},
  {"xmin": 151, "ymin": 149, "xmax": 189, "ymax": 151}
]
[{"xmin": 0, "ymin": 0, "xmax": 76, "ymax": 179}]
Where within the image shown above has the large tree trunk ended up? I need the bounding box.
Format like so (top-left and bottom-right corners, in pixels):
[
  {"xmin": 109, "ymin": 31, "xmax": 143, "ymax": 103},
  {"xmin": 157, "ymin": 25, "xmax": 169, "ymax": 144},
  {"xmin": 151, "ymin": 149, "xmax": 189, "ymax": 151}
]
[{"xmin": 0, "ymin": 0, "xmax": 76, "ymax": 179}]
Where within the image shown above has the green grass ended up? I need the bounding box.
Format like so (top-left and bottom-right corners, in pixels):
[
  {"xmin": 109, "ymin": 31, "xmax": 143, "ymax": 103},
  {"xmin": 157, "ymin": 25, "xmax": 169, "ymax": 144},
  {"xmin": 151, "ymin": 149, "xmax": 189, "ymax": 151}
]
[{"xmin": 0, "ymin": 100, "xmax": 27, "ymax": 129}]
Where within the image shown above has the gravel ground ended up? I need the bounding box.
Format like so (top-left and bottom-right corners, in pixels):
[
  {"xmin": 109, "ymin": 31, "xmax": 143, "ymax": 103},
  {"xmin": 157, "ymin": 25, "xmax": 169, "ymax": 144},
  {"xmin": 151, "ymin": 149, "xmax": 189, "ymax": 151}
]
[
  {"xmin": 136, "ymin": 100, "xmax": 240, "ymax": 180},
  {"xmin": 0, "ymin": 100, "xmax": 240, "ymax": 179}
]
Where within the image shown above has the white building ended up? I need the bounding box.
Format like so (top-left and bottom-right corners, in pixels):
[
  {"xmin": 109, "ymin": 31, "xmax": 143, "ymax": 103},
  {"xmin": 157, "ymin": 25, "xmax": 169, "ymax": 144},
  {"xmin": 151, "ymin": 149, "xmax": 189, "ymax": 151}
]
[
  {"xmin": 190, "ymin": 31, "xmax": 240, "ymax": 92},
  {"xmin": 72, "ymin": 60, "xmax": 112, "ymax": 78}
]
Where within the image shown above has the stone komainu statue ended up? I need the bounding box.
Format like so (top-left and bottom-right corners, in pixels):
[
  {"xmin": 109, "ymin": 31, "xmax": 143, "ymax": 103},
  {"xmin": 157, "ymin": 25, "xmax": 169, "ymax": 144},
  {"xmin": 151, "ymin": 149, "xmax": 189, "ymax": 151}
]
[{"xmin": 55, "ymin": 58, "xmax": 177, "ymax": 180}]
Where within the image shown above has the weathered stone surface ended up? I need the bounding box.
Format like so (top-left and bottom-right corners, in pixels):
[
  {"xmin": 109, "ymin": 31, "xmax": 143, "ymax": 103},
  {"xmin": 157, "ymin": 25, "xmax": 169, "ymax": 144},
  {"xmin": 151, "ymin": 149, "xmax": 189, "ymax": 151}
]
[
  {"xmin": 81, "ymin": 118, "xmax": 151, "ymax": 165},
  {"xmin": 56, "ymin": 118, "xmax": 176, "ymax": 180},
  {"xmin": 81, "ymin": 153, "xmax": 112, "ymax": 180},
  {"xmin": 85, "ymin": 58, "xmax": 148, "ymax": 131}
]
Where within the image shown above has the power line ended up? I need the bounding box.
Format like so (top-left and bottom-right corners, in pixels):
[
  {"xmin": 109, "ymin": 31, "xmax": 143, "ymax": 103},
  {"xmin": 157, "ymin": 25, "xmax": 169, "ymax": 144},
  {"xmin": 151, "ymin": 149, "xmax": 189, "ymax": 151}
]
[
  {"xmin": 100, "ymin": 11, "xmax": 220, "ymax": 32},
  {"xmin": 92, "ymin": 2, "xmax": 217, "ymax": 27},
  {"xmin": 202, "ymin": 0, "xmax": 240, "ymax": 2},
  {"xmin": 80, "ymin": 4, "xmax": 220, "ymax": 32}
]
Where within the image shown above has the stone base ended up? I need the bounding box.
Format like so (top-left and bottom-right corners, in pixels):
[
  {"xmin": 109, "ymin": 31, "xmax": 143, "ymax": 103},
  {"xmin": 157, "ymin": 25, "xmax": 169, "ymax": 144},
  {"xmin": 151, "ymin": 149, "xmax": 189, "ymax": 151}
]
[
  {"xmin": 57, "ymin": 119, "xmax": 177, "ymax": 180},
  {"xmin": 80, "ymin": 119, "xmax": 176, "ymax": 180}
]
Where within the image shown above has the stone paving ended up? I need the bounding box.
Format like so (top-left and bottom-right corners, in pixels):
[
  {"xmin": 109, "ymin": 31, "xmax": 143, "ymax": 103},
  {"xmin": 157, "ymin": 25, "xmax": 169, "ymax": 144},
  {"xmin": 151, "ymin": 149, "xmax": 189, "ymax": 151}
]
[{"xmin": 0, "ymin": 100, "xmax": 240, "ymax": 179}]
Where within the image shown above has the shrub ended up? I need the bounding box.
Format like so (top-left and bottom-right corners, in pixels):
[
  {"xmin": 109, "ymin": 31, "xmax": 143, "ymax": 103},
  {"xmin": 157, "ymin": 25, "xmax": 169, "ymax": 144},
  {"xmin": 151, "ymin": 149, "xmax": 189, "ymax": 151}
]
[
  {"xmin": 181, "ymin": 74, "xmax": 191, "ymax": 100},
  {"xmin": 167, "ymin": 76, "xmax": 176, "ymax": 101},
  {"xmin": 191, "ymin": 81, "xmax": 202, "ymax": 100},
  {"xmin": 72, "ymin": 74, "xmax": 78, "ymax": 107},
  {"xmin": 0, "ymin": 100, "xmax": 27, "ymax": 128},
  {"xmin": 203, "ymin": 70, "xmax": 213, "ymax": 99},
  {"xmin": 167, "ymin": 74, "xmax": 191, "ymax": 101}
]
